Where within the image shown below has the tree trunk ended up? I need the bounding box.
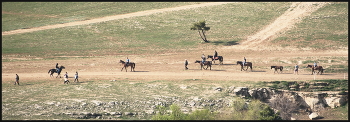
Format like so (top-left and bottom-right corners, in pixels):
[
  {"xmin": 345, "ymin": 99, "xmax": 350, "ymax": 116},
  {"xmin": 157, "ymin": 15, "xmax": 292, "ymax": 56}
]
[
  {"xmin": 198, "ymin": 30, "xmax": 208, "ymax": 42},
  {"xmin": 201, "ymin": 30, "xmax": 208, "ymax": 42}
]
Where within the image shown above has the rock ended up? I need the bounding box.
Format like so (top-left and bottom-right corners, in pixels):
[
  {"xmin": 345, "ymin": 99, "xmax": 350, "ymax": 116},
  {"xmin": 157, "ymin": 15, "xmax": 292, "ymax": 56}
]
[
  {"xmin": 233, "ymin": 87, "xmax": 250, "ymax": 98},
  {"xmin": 309, "ymin": 112, "xmax": 319, "ymax": 120}
]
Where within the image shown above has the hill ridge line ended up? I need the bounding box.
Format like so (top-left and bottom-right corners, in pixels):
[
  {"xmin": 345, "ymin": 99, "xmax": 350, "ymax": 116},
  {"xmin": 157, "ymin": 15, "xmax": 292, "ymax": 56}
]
[{"xmin": 2, "ymin": 2, "xmax": 231, "ymax": 36}]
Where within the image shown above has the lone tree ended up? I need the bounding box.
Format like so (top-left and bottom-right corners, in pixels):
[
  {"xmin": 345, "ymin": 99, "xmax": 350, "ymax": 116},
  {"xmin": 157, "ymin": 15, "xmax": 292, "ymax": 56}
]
[{"xmin": 190, "ymin": 20, "xmax": 210, "ymax": 43}]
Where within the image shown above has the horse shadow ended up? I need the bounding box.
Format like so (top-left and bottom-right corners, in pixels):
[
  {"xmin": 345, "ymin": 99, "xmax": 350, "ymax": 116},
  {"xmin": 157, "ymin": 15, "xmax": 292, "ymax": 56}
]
[
  {"xmin": 251, "ymin": 70, "xmax": 266, "ymax": 72},
  {"xmin": 211, "ymin": 69, "xmax": 226, "ymax": 71},
  {"xmin": 133, "ymin": 71, "xmax": 149, "ymax": 72}
]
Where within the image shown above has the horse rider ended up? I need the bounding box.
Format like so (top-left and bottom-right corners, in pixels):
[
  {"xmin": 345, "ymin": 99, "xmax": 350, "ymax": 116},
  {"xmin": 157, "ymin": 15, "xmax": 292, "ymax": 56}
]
[
  {"xmin": 201, "ymin": 54, "xmax": 206, "ymax": 64},
  {"xmin": 56, "ymin": 63, "xmax": 60, "ymax": 73},
  {"xmin": 243, "ymin": 57, "xmax": 246, "ymax": 66},
  {"xmin": 126, "ymin": 57, "xmax": 130, "ymax": 65},
  {"xmin": 313, "ymin": 62, "xmax": 317, "ymax": 70},
  {"xmin": 214, "ymin": 50, "xmax": 218, "ymax": 60}
]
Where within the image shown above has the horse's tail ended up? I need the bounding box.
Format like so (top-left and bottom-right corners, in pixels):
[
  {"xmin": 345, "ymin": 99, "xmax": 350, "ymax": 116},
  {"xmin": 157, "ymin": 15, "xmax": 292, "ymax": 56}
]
[
  {"xmin": 48, "ymin": 70, "xmax": 51, "ymax": 74},
  {"xmin": 281, "ymin": 66, "xmax": 283, "ymax": 71}
]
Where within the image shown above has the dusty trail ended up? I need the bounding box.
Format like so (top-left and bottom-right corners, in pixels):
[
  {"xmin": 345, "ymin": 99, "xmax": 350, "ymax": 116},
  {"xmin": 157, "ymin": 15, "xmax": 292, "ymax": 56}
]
[
  {"xmin": 2, "ymin": 2, "xmax": 347, "ymax": 84},
  {"xmin": 2, "ymin": 2, "xmax": 231, "ymax": 36},
  {"xmin": 238, "ymin": 2, "xmax": 329, "ymax": 50}
]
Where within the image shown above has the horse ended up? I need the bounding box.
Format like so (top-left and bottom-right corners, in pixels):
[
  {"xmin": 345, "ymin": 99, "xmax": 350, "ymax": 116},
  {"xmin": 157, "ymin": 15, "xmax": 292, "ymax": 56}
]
[
  {"xmin": 48, "ymin": 66, "xmax": 65, "ymax": 78},
  {"xmin": 237, "ymin": 61, "xmax": 252, "ymax": 71},
  {"xmin": 306, "ymin": 64, "xmax": 323, "ymax": 75},
  {"xmin": 207, "ymin": 55, "xmax": 223, "ymax": 65},
  {"xmin": 119, "ymin": 60, "xmax": 135, "ymax": 72},
  {"xmin": 195, "ymin": 60, "xmax": 212, "ymax": 70},
  {"xmin": 271, "ymin": 66, "xmax": 283, "ymax": 74}
]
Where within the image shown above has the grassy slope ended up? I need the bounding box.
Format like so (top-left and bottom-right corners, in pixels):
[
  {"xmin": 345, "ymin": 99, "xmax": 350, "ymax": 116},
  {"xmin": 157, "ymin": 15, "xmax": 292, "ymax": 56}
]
[
  {"xmin": 2, "ymin": 2, "xmax": 291, "ymax": 57},
  {"xmin": 2, "ymin": 2, "xmax": 203, "ymax": 31}
]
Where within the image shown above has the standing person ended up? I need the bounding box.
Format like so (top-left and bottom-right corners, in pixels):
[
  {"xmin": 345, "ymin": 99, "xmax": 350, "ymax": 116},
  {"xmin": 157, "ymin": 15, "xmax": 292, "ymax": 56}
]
[
  {"xmin": 294, "ymin": 64, "xmax": 299, "ymax": 75},
  {"xmin": 64, "ymin": 72, "xmax": 69, "ymax": 84},
  {"xmin": 74, "ymin": 71, "xmax": 79, "ymax": 82},
  {"xmin": 184, "ymin": 59, "xmax": 188, "ymax": 70},
  {"xmin": 14, "ymin": 74, "xmax": 19, "ymax": 85},
  {"xmin": 214, "ymin": 50, "xmax": 218, "ymax": 59},
  {"xmin": 126, "ymin": 57, "xmax": 130, "ymax": 65},
  {"xmin": 201, "ymin": 54, "xmax": 206, "ymax": 64},
  {"xmin": 243, "ymin": 57, "xmax": 246, "ymax": 67}
]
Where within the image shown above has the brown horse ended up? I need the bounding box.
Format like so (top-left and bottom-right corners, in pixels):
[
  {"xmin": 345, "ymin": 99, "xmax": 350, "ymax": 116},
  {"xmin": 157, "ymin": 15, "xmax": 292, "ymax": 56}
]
[
  {"xmin": 195, "ymin": 60, "xmax": 212, "ymax": 70},
  {"xmin": 207, "ymin": 55, "xmax": 223, "ymax": 65},
  {"xmin": 306, "ymin": 64, "xmax": 323, "ymax": 75},
  {"xmin": 119, "ymin": 60, "xmax": 135, "ymax": 72},
  {"xmin": 271, "ymin": 66, "xmax": 283, "ymax": 74},
  {"xmin": 237, "ymin": 61, "xmax": 252, "ymax": 71}
]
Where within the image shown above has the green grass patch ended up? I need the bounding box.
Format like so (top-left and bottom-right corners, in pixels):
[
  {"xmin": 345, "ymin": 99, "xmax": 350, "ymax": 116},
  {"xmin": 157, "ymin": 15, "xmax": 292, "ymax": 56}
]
[{"xmin": 2, "ymin": 2, "xmax": 291, "ymax": 57}]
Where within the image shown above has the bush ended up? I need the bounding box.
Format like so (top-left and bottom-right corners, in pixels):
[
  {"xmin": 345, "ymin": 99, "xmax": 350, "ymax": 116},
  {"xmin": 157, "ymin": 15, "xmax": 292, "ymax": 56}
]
[{"xmin": 151, "ymin": 104, "xmax": 216, "ymax": 120}]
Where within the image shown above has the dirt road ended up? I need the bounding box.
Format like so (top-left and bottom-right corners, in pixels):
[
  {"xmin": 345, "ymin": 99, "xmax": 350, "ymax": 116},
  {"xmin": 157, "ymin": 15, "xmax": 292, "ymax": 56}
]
[{"xmin": 2, "ymin": 2, "xmax": 347, "ymax": 84}]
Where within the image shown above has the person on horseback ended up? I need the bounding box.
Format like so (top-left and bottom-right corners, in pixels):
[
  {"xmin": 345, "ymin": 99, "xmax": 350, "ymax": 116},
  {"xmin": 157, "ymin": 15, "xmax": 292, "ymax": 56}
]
[
  {"xmin": 243, "ymin": 57, "xmax": 246, "ymax": 66},
  {"xmin": 56, "ymin": 63, "xmax": 60, "ymax": 73},
  {"xmin": 201, "ymin": 54, "xmax": 206, "ymax": 64},
  {"xmin": 213, "ymin": 50, "xmax": 218, "ymax": 60},
  {"xmin": 313, "ymin": 62, "xmax": 317, "ymax": 69},
  {"xmin": 126, "ymin": 57, "xmax": 130, "ymax": 65}
]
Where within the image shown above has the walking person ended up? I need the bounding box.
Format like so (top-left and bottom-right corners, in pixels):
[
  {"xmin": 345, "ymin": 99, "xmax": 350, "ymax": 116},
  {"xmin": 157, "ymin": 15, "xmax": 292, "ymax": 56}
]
[
  {"xmin": 294, "ymin": 64, "xmax": 299, "ymax": 75},
  {"xmin": 64, "ymin": 72, "xmax": 69, "ymax": 84},
  {"xmin": 14, "ymin": 74, "xmax": 19, "ymax": 85},
  {"xmin": 74, "ymin": 71, "xmax": 79, "ymax": 82},
  {"xmin": 185, "ymin": 59, "xmax": 188, "ymax": 70}
]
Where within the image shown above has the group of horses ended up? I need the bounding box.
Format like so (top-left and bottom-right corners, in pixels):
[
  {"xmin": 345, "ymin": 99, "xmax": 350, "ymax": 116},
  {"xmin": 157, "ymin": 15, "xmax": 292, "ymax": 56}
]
[
  {"xmin": 270, "ymin": 65, "xmax": 324, "ymax": 75},
  {"xmin": 47, "ymin": 55, "xmax": 324, "ymax": 78}
]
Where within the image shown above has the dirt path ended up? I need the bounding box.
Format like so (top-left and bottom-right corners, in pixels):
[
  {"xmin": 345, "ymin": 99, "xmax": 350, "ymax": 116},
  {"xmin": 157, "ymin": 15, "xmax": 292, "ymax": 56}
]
[
  {"xmin": 2, "ymin": 2, "xmax": 347, "ymax": 84},
  {"xmin": 238, "ymin": 2, "xmax": 329, "ymax": 50},
  {"xmin": 2, "ymin": 2, "xmax": 231, "ymax": 36}
]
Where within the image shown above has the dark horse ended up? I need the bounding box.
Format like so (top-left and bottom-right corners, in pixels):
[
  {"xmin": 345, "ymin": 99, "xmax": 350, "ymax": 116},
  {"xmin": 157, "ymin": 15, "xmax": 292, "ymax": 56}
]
[
  {"xmin": 237, "ymin": 61, "xmax": 252, "ymax": 71},
  {"xmin": 119, "ymin": 60, "xmax": 135, "ymax": 72},
  {"xmin": 48, "ymin": 66, "xmax": 65, "ymax": 78},
  {"xmin": 207, "ymin": 55, "xmax": 223, "ymax": 65},
  {"xmin": 271, "ymin": 66, "xmax": 283, "ymax": 74},
  {"xmin": 195, "ymin": 60, "xmax": 212, "ymax": 70},
  {"xmin": 306, "ymin": 64, "xmax": 323, "ymax": 75}
]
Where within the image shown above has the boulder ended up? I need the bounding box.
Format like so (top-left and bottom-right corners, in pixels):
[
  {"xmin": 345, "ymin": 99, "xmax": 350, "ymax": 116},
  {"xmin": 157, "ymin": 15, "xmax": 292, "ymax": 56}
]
[
  {"xmin": 325, "ymin": 97, "xmax": 347, "ymax": 108},
  {"xmin": 233, "ymin": 87, "xmax": 250, "ymax": 98},
  {"xmin": 308, "ymin": 112, "xmax": 319, "ymax": 120}
]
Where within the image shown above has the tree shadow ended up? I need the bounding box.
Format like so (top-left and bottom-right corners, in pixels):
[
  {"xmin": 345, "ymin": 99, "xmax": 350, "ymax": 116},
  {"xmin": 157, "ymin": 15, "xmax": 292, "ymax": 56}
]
[{"xmin": 211, "ymin": 40, "xmax": 239, "ymax": 46}]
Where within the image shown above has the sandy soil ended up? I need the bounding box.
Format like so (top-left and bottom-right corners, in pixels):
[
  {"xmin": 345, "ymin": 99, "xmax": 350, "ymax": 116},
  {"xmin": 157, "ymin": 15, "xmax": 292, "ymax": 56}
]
[{"xmin": 2, "ymin": 2, "xmax": 348, "ymax": 84}]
